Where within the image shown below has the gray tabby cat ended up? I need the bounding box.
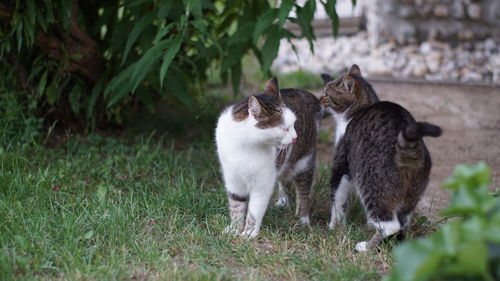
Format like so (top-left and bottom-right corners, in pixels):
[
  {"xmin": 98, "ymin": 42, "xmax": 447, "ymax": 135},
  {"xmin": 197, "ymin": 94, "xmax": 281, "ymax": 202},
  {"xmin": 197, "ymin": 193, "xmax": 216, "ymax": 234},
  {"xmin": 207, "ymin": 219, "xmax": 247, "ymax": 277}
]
[
  {"xmin": 216, "ymin": 77, "xmax": 320, "ymax": 238},
  {"xmin": 319, "ymin": 65, "xmax": 442, "ymax": 251}
]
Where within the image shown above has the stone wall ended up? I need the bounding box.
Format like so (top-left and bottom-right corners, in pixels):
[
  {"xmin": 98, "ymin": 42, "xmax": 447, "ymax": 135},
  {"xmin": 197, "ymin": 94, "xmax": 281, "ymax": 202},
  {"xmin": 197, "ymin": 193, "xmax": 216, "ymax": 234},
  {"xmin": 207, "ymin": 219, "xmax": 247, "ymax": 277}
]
[{"xmin": 363, "ymin": 0, "xmax": 500, "ymax": 47}]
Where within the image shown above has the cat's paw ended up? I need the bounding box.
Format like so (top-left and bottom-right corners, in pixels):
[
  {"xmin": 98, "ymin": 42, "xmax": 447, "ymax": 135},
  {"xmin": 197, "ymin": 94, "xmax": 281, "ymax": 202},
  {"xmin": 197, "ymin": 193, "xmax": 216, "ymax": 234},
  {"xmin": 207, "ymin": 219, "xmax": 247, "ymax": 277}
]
[
  {"xmin": 299, "ymin": 216, "xmax": 310, "ymax": 226},
  {"xmin": 239, "ymin": 228, "xmax": 259, "ymax": 238},
  {"xmin": 222, "ymin": 225, "xmax": 240, "ymax": 236},
  {"xmin": 274, "ymin": 195, "xmax": 289, "ymax": 207},
  {"xmin": 355, "ymin": 241, "xmax": 369, "ymax": 252},
  {"xmin": 328, "ymin": 218, "xmax": 345, "ymax": 229}
]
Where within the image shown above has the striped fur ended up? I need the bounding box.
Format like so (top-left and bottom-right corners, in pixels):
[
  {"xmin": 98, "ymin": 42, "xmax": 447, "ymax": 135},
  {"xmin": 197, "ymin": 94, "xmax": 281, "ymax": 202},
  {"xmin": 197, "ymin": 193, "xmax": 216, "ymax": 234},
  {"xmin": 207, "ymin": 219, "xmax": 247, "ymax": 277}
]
[{"xmin": 320, "ymin": 65, "xmax": 441, "ymax": 251}]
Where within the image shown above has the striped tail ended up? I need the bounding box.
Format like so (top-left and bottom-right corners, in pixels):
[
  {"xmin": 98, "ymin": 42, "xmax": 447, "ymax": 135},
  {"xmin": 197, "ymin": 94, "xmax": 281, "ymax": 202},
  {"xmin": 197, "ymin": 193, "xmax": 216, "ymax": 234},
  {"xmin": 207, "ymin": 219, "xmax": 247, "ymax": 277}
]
[{"xmin": 398, "ymin": 122, "xmax": 442, "ymax": 149}]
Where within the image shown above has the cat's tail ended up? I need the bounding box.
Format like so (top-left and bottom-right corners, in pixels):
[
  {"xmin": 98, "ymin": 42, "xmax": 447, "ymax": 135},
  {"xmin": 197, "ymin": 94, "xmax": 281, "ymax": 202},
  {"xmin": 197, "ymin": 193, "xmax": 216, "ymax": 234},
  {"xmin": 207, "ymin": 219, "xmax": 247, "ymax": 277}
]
[{"xmin": 397, "ymin": 122, "xmax": 442, "ymax": 148}]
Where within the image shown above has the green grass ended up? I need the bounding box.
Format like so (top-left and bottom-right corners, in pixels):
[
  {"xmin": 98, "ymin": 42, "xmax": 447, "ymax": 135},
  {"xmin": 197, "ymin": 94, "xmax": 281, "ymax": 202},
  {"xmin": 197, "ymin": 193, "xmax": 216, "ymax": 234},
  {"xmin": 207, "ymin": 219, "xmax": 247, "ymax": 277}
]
[{"xmin": 0, "ymin": 136, "xmax": 397, "ymax": 281}]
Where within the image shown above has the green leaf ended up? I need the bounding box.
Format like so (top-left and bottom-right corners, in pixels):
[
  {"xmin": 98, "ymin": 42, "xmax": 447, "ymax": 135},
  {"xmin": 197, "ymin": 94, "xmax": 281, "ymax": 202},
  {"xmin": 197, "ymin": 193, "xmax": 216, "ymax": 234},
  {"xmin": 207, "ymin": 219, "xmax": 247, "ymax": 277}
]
[
  {"xmin": 87, "ymin": 75, "xmax": 106, "ymax": 122},
  {"xmin": 390, "ymin": 238, "xmax": 444, "ymax": 281},
  {"xmin": 160, "ymin": 36, "xmax": 183, "ymax": 88},
  {"xmin": 122, "ymin": 12, "xmax": 155, "ymax": 65},
  {"xmin": 43, "ymin": 0, "xmax": 54, "ymax": 23},
  {"xmin": 441, "ymin": 162, "xmax": 496, "ymax": 216},
  {"xmin": 441, "ymin": 186, "xmax": 482, "ymax": 216},
  {"xmin": 444, "ymin": 240, "xmax": 488, "ymax": 276},
  {"xmin": 59, "ymin": 0, "xmax": 72, "ymax": 29},
  {"xmin": 278, "ymin": 0, "xmax": 294, "ymax": 26},
  {"xmin": 26, "ymin": 1, "xmax": 36, "ymax": 25},
  {"xmin": 37, "ymin": 70, "xmax": 48, "ymax": 97},
  {"xmin": 294, "ymin": 0, "xmax": 317, "ymax": 52},
  {"xmin": 130, "ymin": 39, "xmax": 171, "ymax": 92},
  {"xmin": 106, "ymin": 62, "xmax": 137, "ymax": 108},
  {"xmin": 253, "ymin": 9, "xmax": 279, "ymax": 43},
  {"xmin": 157, "ymin": 2, "xmax": 173, "ymax": 19},
  {"xmin": 260, "ymin": 25, "xmax": 282, "ymax": 73},
  {"xmin": 46, "ymin": 82, "xmax": 58, "ymax": 105},
  {"xmin": 228, "ymin": 22, "xmax": 255, "ymax": 46},
  {"xmin": 444, "ymin": 162, "xmax": 491, "ymax": 191},
  {"xmin": 183, "ymin": 0, "xmax": 202, "ymax": 19},
  {"xmin": 154, "ymin": 23, "xmax": 176, "ymax": 44},
  {"xmin": 322, "ymin": 0, "xmax": 340, "ymax": 37},
  {"xmin": 440, "ymin": 223, "xmax": 460, "ymax": 255}
]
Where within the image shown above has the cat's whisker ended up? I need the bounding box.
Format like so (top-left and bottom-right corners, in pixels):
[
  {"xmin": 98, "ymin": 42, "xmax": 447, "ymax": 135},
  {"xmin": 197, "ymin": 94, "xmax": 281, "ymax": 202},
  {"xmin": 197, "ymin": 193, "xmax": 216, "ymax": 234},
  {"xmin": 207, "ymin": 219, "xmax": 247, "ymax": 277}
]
[{"xmin": 276, "ymin": 144, "xmax": 288, "ymax": 155}]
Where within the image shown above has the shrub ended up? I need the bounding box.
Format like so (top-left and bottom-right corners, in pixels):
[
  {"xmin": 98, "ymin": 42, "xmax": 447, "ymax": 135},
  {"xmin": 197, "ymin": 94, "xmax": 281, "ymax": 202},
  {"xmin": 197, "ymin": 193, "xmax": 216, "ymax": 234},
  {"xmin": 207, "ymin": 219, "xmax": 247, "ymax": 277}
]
[
  {"xmin": 385, "ymin": 162, "xmax": 500, "ymax": 281},
  {"xmin": 0, "ymin": 0, "xmax": 344, "ymax": 131}
]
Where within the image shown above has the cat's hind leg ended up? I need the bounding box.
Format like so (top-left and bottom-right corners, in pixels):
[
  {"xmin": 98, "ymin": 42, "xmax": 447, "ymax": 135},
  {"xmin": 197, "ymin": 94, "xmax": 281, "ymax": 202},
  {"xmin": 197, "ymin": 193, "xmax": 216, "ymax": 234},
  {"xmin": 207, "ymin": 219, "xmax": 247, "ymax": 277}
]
[
  {"xmin": 355, "ymin": 214, "xmax": 401, "ymax": 252},
  {"xmin": 274, "ymin": 181, "xmax": 290, "ymax": 207},
  {"xmin": 223, "ymin": 192, "xmax": 247, "ymax": 235},
  {"xmin": 222, "ymin": 173, "xmax": 248, "ymax": 235},
  {"xmin": 329, "ymin": 175, "xmax": 351, "ymax": 228},
  {"xmin": 328, "ymin": 142, "xmax": 350, "ymax": 228},
  {"xmin": 294, "ymin": 166, "xmax": 314, "ymax": 226}
]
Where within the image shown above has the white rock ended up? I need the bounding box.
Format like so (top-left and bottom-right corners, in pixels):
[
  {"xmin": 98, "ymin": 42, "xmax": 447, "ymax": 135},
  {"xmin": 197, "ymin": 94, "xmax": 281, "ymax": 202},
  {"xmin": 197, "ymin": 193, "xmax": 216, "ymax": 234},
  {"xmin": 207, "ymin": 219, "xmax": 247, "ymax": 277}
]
[
  {"xmin": 451, "ymin": 0, "xmax": 466, "ymax": 18},
  {"xmin": 461, "ymin": 71, "xmax": 483, "ymax": 82},
  {"xmin": 434, "ymin": 4, "xmax": 449, "ymax": 17},
  {"xmin": 467, "ymin": 3, "xmax": 482, "ymax": 19},
  {"xmin": 425, "ymin": 52, "xmax": 442, "ymax": 73},
  {"xmin": 420, "ymin": 42, "xmax": 433, "ymax": 54},
  {"xmin": 483, "ymin": 38, "xmax": 497, "ymax": 53},
  {"xmin": 367, "ymin": 57, "xmax": 392, "ymax": 76}
]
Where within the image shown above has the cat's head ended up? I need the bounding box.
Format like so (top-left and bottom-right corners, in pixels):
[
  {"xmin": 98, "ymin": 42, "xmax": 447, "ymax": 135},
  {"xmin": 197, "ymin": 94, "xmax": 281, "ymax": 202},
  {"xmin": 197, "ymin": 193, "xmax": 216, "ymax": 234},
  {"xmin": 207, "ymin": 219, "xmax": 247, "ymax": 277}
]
[
  {"xmin": 232, "ymin": 77, "xmax": 297, "ymax": 146},
  {"xmin": 319, "ymin": 64, "xmax": 379, "ymax": 116}
]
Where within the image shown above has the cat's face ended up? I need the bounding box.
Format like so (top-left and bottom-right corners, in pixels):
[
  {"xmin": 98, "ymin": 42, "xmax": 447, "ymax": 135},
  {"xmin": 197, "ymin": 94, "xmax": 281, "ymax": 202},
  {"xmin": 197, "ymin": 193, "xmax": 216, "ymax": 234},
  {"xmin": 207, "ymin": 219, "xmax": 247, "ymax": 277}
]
[
  {"xmin": 247, "ymin": 78, "xmax": 297, "ymax": 146},
  {"xmin": 319, "ymin": 64, "xmax": 371, "ymax": 115}
]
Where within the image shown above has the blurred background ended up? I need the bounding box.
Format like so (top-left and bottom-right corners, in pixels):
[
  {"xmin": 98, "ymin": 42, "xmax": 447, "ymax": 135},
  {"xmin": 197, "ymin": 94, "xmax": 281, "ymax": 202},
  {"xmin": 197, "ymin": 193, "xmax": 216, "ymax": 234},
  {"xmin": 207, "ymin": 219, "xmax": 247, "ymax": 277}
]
[{"xmin": 274, "ymin": 0, "xmax": 500, "ymax": 83}]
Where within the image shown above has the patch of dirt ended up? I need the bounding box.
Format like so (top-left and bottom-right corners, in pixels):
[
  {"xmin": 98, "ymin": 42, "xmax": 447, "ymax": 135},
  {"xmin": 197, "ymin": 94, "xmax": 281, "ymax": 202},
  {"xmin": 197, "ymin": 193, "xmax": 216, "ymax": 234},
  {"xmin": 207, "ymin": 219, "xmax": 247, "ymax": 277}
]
[{"xmin": 314, "ymin": 80, "xmax": 500, "ymax": 219}]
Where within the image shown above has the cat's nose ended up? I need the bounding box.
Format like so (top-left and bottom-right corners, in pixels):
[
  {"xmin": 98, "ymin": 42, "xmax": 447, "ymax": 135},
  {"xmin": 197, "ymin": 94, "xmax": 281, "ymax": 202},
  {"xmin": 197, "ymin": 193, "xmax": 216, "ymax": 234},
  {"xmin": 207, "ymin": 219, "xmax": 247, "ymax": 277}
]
[{"xmin": 291, "ymin": 138, "xmax": 298, "ymax": 144}]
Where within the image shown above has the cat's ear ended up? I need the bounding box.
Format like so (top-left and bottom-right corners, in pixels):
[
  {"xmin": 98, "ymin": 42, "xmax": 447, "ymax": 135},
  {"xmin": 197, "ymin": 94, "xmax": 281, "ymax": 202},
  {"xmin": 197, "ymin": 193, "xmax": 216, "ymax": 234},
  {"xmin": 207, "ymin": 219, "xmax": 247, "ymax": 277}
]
[
  {"xmin": 321, "ymin": 73, "xmax": 333, "ymax": 84},
  {"xmin": 264, "ymin": 77, "xmax": 281, "ymax": 98},
  {"xmin": 343, "ymin": 76, "xmax": 355, "ymax": 93},
  {"xmin": 348, "ymin": 64, "xmax": 361, "ymax": 76},
  {"xmin": 248, "ymin": 96, "xmax": 264, "ymax": 119}
]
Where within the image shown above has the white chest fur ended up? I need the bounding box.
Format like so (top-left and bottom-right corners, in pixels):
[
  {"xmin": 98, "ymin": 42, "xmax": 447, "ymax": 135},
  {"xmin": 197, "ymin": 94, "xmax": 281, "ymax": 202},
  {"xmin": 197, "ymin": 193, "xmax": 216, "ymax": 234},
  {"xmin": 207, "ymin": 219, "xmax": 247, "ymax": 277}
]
[
  {"xmin": 216, "ymin": 107, "xmax": 279, "ymax": 194},
  {"xmin": 329, "ymin": 109, "xmax": 350, "ymax": 146}
]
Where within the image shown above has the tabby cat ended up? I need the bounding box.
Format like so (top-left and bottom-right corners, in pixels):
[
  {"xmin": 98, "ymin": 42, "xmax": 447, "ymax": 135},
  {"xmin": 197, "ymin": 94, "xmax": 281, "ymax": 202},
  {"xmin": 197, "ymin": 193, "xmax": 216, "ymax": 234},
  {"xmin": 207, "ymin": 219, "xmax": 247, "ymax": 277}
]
[
  {"xmin": 320, "ymin": 65, "xmax": 442, "ymax": 251},
  {"xmin": 216, "ymin": 77, "xmax": 320, "ymax": 238}
]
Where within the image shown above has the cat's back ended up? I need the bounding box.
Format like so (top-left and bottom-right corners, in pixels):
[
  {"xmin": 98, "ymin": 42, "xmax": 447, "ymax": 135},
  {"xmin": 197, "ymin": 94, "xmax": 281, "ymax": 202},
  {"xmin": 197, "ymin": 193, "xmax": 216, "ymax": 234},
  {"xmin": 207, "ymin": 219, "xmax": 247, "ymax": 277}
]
[
  {"xmin": 348, "ymin": 101, "xmax": 415, "ymax": 140},
  {"xmin": 343, "ymin": 101, "xmax": 416, "ymax": 164},
  {"xmin": 280, "ymin": 88, "xmax": 320, "ymax": 117}
]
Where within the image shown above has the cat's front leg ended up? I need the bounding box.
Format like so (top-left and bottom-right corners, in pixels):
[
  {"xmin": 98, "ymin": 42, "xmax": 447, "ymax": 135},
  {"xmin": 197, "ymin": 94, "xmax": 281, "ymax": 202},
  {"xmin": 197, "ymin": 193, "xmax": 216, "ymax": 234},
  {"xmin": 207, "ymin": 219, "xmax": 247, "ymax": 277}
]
[{"xmin": 239, "ymin": 185, "xmax": 274, "ymax": 238}]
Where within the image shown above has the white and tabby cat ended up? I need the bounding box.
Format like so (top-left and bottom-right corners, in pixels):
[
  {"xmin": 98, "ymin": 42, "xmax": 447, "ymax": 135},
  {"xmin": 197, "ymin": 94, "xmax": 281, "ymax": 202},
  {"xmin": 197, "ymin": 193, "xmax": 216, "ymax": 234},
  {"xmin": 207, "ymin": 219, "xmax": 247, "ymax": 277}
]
[{"xmin": 216, "ymin": 77, "xmax": 320, "ymax": 238}]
